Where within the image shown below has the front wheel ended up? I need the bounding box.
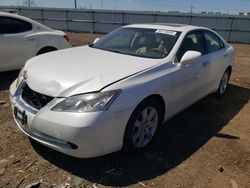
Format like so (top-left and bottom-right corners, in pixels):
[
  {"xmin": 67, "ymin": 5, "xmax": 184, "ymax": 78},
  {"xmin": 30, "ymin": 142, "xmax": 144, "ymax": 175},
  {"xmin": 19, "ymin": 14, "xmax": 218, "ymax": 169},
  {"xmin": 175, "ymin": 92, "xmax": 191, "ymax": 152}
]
[
  {"xmin": 123, "ymin": 99, "xmax": 162, "ymax": 152},
  {"xmin": 217, "ymin": 70, "xmax": 230, "ymax": 97}
]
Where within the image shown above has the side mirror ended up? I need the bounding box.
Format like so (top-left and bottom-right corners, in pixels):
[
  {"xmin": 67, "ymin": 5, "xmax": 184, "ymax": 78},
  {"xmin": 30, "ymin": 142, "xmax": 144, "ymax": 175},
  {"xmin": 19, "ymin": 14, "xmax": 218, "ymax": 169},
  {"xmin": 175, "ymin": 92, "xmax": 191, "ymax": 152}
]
[
  {"xmin": 180, "ymin": 51, "xmax": 202, "ymax": 63},
  {"xmin": 93, "ymin": 38, "xmax": 100, "ymax": 44}
]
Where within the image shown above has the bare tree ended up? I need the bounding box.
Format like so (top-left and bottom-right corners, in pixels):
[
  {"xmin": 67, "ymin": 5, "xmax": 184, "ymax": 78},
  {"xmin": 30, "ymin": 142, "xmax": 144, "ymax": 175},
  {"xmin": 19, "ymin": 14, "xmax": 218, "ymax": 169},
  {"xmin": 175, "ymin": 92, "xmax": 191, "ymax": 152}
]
[{"xmin": 23, "ymin": 0, "xmax": 36, "ymax": 7}]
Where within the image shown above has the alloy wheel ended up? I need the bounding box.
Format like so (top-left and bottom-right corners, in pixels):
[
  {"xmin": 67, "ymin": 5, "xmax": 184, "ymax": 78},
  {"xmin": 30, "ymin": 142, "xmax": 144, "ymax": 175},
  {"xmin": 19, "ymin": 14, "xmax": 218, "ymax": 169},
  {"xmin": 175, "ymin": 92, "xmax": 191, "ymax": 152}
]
[
  {"xmin": 131, "ymin": 107, "xmax": 159, "ymax": 148},
  {"xmin": 219, "ymin": 71, "xmax": 229, "ymax": 95}
]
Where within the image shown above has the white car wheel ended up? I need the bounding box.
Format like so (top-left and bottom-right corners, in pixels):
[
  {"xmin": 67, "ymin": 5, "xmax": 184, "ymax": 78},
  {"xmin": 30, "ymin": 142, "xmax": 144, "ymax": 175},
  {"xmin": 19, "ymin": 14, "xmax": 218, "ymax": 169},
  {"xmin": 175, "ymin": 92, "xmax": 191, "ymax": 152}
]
[
  {"xmin": 218, "ymin": 70, "xmax": 230, "ymax": 96},
  {"xmin": 131, "ymin": 107, "xmax": 159, "ymax": 148},
  {"xmin": 123, "ymin": 99, "xmax": 162, "ymax": 152},
  {"xmin": 37, "ymin": 47, "xmax": 57, "ymax": 56}
]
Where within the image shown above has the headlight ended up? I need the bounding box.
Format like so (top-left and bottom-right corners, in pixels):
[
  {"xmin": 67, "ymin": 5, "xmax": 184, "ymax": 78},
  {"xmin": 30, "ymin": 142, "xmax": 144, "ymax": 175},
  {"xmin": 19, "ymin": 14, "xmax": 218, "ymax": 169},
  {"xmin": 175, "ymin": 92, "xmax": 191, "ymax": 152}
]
[
  {"xmin": 51, "ymin": 90, "xmax": 121, "ymax": 112},
  {"xmin": 16, "ymin": 68, "xmax": 24, "ymax": 88}
]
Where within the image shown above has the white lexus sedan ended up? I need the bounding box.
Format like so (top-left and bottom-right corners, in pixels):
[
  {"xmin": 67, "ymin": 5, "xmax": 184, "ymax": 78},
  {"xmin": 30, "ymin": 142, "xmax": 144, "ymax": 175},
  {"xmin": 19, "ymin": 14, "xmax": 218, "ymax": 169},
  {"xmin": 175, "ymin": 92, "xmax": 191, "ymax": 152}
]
[
  {"xmin": 9, "ymin": 24, "xmax": 234, "ymax": 158},
  {"xmin": 0, "ymin": 12, "xmax": 71, "ymax": 72}
]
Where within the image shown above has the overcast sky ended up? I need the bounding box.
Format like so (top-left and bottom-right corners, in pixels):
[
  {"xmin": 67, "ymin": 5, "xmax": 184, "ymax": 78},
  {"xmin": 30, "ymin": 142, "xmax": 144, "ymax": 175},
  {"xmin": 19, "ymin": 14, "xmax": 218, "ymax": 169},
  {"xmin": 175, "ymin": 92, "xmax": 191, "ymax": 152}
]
[{"xmin": 0, "ymin": 0, "xmax": 250, "ymax": 13}]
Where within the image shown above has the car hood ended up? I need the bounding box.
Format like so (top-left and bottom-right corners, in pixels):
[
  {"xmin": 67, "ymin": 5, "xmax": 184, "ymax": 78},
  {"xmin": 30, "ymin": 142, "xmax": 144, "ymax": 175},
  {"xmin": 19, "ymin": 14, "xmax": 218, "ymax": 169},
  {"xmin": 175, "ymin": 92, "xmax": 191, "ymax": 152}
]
[{"xmin": 24, "ymin": 46, "xmax": 160, "ymax": 97}]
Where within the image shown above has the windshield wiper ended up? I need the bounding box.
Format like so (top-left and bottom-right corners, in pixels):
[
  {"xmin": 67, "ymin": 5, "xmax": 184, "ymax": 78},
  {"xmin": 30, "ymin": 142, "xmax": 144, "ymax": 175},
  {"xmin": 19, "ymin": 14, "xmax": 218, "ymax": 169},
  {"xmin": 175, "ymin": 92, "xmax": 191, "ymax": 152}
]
[
  {"xmin": 106, "ymin": 49, "xmax": 128, "ymax": 54},
  {"xmin": 90, "ymin": 46, "xmax": 125, "ymax": 54},
  {"xmin": 107, "ymin": 49, "xmax": 160, "ymax": 59},
  {"xmin": 91, "ymin": 47, "xmax": 161, "ymax": 59}
]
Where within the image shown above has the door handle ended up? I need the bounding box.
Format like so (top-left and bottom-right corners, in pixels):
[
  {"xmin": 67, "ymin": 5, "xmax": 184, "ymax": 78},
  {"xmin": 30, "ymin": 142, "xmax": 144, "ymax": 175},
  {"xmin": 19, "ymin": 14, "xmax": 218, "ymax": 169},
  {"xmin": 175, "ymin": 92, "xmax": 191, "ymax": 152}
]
[
  {"xmin": 26, "ymin": 38, "xmax": 36, "ymax": 41},
  {"xmin": 184, "ymin": 64, "xmax": 192, "ymax": 68},
  {"xmin": 202, "ymin": 61, "xmax": 210, "ymax": 67}
]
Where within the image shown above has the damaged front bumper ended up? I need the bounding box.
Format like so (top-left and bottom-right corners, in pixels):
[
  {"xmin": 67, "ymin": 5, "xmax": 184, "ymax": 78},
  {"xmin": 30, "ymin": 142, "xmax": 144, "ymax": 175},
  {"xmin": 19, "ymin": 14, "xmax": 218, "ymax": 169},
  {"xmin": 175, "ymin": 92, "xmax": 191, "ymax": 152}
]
[{"xmin": 9, "ymin": 80, "xmax": 132, "ymax": 158}]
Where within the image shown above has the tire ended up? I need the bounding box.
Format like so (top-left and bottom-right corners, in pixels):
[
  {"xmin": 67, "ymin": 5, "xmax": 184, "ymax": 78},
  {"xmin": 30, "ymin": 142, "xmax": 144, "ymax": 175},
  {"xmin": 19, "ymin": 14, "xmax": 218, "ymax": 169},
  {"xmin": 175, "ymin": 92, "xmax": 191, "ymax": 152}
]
[
  {"xmin": 123, "ymin": 99, "xmax": 163, "ymax": 153},
  {"xmin": 36, "ymin": 47, "xmax": 57, "ymax": 56},
  {"xmin": 216, "ymin": 69, "xmax": 230, "ymax": 97}
]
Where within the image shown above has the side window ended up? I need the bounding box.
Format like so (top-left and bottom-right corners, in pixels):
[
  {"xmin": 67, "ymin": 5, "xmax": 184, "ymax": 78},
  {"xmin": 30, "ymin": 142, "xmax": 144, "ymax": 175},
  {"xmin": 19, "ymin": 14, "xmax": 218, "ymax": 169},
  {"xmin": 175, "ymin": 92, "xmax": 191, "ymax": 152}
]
[
  {"xmin": 204, "ymin": 31, "xmax": 224, "ymax": 53},
  {"xmin": 176, "ymin": 31, "xmax": 204, "ymax": 62},
  {"xmin": 0, "ymin": 16, "xmax": 32, "ymax": 34}
]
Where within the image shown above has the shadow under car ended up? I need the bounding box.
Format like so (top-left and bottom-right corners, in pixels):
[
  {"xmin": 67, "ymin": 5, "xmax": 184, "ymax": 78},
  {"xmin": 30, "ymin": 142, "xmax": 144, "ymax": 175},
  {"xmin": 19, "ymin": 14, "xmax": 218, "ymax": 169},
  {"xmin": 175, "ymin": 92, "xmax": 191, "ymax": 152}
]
[{"xmin": 27, "ymin": 83, "xmax": 250, "ymax": 187}]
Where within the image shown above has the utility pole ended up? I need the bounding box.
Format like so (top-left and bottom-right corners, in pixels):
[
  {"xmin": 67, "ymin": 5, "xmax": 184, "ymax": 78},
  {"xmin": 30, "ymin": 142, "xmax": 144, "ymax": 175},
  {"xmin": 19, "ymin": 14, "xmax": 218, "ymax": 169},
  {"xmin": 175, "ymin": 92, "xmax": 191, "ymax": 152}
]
[
  {"xmin": 101, "ymin": 0, "xmax": 103, "ymax": 9},
  {"xmin": 74, "ymin": 0, "xmax": 77, "ymax": 9},
  {"xmin": 190, "ymin": 5, "xmax": 193, "ymax": 14},
  {"xmin": 28, "ymin": 0, "xmax": 31, "ymax": 7}
]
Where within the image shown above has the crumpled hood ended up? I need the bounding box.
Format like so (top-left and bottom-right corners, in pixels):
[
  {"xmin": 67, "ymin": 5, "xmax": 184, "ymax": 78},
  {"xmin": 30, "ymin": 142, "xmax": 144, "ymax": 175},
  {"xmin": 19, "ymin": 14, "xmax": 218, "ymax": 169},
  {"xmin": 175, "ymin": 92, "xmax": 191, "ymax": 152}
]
[{"xmin": 24, "ymin": 46, "xmax": 159, "ymax": 97}]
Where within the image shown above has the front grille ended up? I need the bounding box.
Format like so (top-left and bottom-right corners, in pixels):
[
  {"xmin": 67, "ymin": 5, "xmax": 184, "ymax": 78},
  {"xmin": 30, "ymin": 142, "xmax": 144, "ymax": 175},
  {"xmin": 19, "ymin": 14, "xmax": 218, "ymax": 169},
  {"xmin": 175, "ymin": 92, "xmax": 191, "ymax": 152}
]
[{"xmin": 21, "ymin": 83, "xmax": 54, "ymax": 110}]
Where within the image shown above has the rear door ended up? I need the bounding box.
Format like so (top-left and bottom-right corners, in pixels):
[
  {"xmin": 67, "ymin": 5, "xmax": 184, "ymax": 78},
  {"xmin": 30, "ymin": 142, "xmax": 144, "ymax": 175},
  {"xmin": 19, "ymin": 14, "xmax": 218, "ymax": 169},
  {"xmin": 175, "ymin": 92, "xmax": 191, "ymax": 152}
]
[
  {"xmin": 202, "ymin": 30, "xmax": 228, "ymax": 92},
  {"xmin": 170, "ymin": 30, "xmax": 210, "ymax": 115},
  {"xmin": 0, "ymin": 16, "xmax": 38, "ymax": 71}
]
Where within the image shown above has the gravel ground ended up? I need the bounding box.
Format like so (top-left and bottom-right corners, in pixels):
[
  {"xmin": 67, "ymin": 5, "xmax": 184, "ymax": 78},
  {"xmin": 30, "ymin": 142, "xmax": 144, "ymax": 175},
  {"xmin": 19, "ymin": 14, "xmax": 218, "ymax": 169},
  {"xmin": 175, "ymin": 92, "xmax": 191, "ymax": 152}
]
[{"xmin": 0, "ymin": 32, "xmax": 249, "ymax": 188}]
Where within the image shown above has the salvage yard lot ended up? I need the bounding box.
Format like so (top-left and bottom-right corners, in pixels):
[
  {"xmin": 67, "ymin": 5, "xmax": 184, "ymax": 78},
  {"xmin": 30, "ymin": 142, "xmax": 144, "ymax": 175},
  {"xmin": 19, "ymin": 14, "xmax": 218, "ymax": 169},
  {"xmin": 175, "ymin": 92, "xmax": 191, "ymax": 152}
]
[{"xmin": 0, "ymin": 32, "xmax": 249, "ymax": 187}]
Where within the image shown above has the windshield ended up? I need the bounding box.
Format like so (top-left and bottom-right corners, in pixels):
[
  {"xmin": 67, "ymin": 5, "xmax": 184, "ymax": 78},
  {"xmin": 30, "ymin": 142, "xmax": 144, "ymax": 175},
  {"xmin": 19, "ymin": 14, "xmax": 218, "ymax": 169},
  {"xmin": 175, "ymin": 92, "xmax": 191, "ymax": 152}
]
[{"xmin": 91, "ymin": 27, "xmax": 180, "ymax": 59}]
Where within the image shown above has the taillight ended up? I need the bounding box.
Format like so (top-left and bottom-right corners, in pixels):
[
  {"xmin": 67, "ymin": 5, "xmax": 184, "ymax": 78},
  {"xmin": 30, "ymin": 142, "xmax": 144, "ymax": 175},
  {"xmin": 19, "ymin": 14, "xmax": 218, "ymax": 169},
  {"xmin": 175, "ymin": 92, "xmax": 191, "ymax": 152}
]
[{"xmin": 63, "ymin": 35, "xmax": 69, "ymax": 42}]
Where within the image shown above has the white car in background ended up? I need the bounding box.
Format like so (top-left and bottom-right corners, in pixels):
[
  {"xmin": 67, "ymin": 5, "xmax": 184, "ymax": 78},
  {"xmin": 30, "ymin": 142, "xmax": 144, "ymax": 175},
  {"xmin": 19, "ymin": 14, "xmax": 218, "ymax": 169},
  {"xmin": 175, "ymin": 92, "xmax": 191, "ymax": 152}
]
[
  {"xmin": 10, "ymin": 24, "xmax": 234, "ymax": 158},
  {"xmin": 0, "ymin": 12, "xmax": 71, "ymax": 72}
]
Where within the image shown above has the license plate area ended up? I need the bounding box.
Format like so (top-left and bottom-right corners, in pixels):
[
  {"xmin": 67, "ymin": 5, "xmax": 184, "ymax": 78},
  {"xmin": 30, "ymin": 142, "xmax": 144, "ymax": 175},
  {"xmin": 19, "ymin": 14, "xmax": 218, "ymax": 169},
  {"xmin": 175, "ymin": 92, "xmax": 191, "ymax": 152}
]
[{"xmin": 14, "ymin": 107, "xmax": 27, "ymax": 126}]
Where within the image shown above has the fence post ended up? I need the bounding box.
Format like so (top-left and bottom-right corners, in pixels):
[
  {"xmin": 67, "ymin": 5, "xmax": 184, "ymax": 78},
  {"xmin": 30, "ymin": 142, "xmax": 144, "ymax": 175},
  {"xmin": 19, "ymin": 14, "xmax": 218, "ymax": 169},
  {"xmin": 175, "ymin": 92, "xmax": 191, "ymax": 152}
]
[
  {"xmin": 154, "ymin": 13, "xmax": 157, "ymax": 23},
  {"xmin": 228, "ymin": 16, "xmax": 235, "ymax": 43},
  {"xmin": 188, "ymin": 13, "xmax": 192, "ymax": 25},
  {"xmin": 41, "ymin": 8, "xmax": 44, "ymax": 24},
  {"xmin": 65, "ymin": 10, "xmax": 69, "ymax": 31},
  {"xmin": 91, "ymin": 11, "xmax": 95, "ymax": 33},
  {"xmin": 18, "ymin": 7, "xmax": 22, "ymax": 15},
  {"xmin": 122, "ymin": 12, "xmax": 125, "ymax": 25}
]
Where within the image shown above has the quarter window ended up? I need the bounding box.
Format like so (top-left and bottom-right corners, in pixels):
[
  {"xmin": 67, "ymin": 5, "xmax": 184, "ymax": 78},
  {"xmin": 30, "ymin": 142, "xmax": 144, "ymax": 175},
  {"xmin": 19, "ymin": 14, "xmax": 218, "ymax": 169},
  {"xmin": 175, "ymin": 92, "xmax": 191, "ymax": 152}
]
[
  {"xmin": 204, "ymin": 31, "xmax": 224, "ymax": 53},
  {"xmin": 0, "ymin": 16, "xmax": 32, "ymax": 34}
]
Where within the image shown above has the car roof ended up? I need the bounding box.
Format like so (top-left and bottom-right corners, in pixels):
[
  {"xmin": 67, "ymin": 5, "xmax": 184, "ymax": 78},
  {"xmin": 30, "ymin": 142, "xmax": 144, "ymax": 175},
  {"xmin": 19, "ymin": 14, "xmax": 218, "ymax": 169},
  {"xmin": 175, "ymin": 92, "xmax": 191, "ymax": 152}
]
[
  {"xmin": 0, "ymin": 12, "xmax": 51, "ymax": 30},
  {"xmin": 0, "ymin": 12, "xmax": 30, "ymax": 21},
  {"xmin": 124, "ymin": 23, "xmax": 204, "ymax": 32}
]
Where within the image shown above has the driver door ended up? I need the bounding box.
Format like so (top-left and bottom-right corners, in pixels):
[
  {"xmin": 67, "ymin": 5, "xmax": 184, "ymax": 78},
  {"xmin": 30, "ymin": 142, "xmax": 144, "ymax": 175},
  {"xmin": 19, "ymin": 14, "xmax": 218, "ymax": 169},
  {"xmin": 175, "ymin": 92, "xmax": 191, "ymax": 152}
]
[{"xmin": 170, "ymin": 31, "xmax": 210, "ymax": 115}]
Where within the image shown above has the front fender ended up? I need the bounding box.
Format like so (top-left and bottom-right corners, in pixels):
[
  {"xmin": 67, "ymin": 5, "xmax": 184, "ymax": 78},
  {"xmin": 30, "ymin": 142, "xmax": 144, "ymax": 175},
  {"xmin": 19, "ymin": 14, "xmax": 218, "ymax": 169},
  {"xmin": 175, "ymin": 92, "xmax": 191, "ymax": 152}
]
[{"xmin": 105, "ymin": 62, "xmax": 178, "ymax": 120}]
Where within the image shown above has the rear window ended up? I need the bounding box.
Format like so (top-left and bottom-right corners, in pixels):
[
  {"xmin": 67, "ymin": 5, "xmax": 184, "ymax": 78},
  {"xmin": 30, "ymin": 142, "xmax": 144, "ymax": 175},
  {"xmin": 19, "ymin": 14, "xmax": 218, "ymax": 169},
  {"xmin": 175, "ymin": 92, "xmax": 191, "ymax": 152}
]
[{"xmin": 0, "ymin": 16, "xmax": 32, "ymax": 34}]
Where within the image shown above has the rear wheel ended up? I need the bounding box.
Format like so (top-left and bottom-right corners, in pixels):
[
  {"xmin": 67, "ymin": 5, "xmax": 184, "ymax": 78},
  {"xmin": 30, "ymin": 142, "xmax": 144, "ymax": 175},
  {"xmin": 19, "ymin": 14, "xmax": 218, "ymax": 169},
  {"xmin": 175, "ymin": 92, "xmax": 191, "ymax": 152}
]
[
  {"xmin": 37, "ymin": 47, "xmax": 57, "ymax": 56},
  {"xmin": 123, "ymin": 99, "xmax": 162, "ymax": 152},
  {"xmin": 217, "ymin": 70, "xmax": 230, "ymax": 97}
]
